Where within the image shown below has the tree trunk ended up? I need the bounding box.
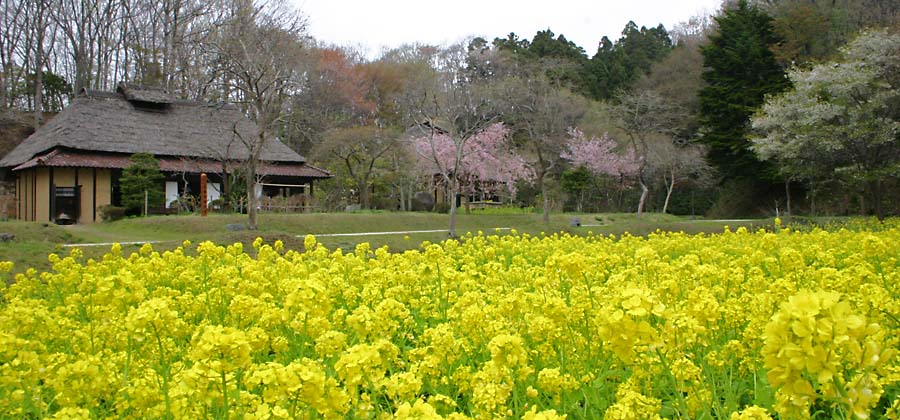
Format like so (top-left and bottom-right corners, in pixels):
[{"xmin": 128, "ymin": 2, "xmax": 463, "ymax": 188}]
[
  {"xmin": 75, "ymin": 53, "xmax": 87, "ymax": 93},
  {"xmin": 164, "ymin": 1, "xmax": 178, "ymax": 90},
  {"xmin": 785, "ymin": 179, "xmax": 792, "ymax": 217},
  {"xmin": 637, "ymin": 175, "xmax": 649, "ymax": 217},
  {"xmin": 662, "ymin": 172, "xmax": 675, "ymax": 214},
  {"xmin": 246, "ymin": 163, "xmax": 258, "ymax": 230},
  {"xmin": 358, "ymin": 179, "xmax": 369, "ymax": 209},
  {"xmin": 448, "ymin": 181, "xmax": 458, "ymax": 237},
  {"xmin": 33, "ymin": 5, "xmax": 45, "ymax": 129},
  {"xmin": 539, "ymin": 172, "xmax": 550, "ymax": 224},
  {"xmin": 222, "ymin": 170, "xmax": 230, "ymax": 212},
  {"xmin": 33, "ymin": 63, "xmax": 43, "ymax": 129}
]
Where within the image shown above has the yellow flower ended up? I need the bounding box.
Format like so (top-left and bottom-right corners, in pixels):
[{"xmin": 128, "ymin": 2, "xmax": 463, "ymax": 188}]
[
  {"xmin": 487, "ymin": 334, "xmax": 528, "ymax": 368},
  {"xmin": 536, "ymin": 368, "xmax": 578, "ymax": 395},
  {"xmin": 3, "ymin": 218, "xmax": 900, "ymax": 418},
  {"xmin": 50, "ymin": 407, "xmax": 92, "ymax": 419},
  {"xmin": 394, "ymin": 399, "xmax": 444, "ymax": 420},
  {"xmin": 522, "ymin": 406, "xmax": 567, "ymax": 420},
  {"xmin": 730, "ymin": 405, "xmax": 772, "ymax": 420},
  {"xmin": 189, "ymin": 325, "xmax": 253, "ymax": 374},
  {"xmin": 603, "ymin": 387, "xmax": 662, "ymax": 420},
  {"xmin": 384, "ymin": 371, "xmax": 423, "ymax": 401},
  {"xmin": 763, "ymin": 290, "xmax": 891, "ymax": 419}
]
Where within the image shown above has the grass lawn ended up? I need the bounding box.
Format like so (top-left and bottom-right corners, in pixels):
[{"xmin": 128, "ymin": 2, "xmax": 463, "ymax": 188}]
[{"xmin": 1, "ymin": 210, "xmax": 770, "ymax": 278}]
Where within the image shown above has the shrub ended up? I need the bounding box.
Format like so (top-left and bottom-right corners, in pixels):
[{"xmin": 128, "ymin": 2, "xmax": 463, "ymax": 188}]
[
  {"xmin": 98, "ymin": 205, "xmax": 126, "ymax": 222},
  {"xmin": 433, "ymin": 202, "xmax": 450, "ymax": 213},
  {"xmin": 120, "ymin": 153, "xmax": 165, "ymax": 216}
]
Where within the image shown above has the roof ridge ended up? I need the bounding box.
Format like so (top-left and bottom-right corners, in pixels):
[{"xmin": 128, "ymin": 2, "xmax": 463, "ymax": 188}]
[
  {"xmin": 79, "ymin": 89, "xmax": 237, "ymax": 109},
  {"xmin": 295, "ymin": 162, "xmax": 332, "ymax": 176}
]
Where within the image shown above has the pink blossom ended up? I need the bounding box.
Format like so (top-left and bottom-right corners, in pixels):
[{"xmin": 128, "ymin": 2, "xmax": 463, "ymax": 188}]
[
  {"xmin": 562, "ymin": 128, "xmax": 640, "ymax": 181},
  {"xmin": 413, "ymin": 123, "xmax": 533, "ymax": 195}
]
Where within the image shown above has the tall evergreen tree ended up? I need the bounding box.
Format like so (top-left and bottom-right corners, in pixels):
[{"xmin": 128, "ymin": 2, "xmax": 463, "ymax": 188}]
[
  {"xmin": 120, "ymin": 153, "xmax": 165, "ymax": 216},
  {"xmin": 698, "ymin": 0, "xmax": 789, "ymax": 179},
  {"xmin": 586, "ymin": 37, "xmax": 631, "ymax": 99},
  {"xmin": 586, "ymin": 22, "xmax": 673, "ymax": 100},
  {"xmin": 492, "ymin": 30, "xmax": 589, "ymax": 93},
  {"xmin": 528, "ymin": 30, "xmax": 587, "ymax": 61}
]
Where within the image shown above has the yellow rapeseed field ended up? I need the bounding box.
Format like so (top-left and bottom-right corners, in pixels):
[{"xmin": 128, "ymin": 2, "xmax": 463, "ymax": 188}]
[{"xmin": 2, "ymin": 220, "xmax": 900, "ymax": 419}]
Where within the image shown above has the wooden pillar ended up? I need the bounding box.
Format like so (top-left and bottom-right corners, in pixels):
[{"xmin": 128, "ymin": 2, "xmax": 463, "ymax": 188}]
[
  {"xmin": 17, "ymin": 174, "xmax": 22, "ymax": 221},
  {"xmin": 48, "ymin": 167, "xmax": 54, "ymax": 222},
  {"xmin": 32, "ymin": 169, "xmax": 36, "ymax": 221},
  {"xmin": 200, "ymin": 173, "xmax": 208, "ymax": 217},
  {"xmin": 92, "ymin": 168, "xmax": 97, "ymax": 222},
  {"xmin": 74, "ymin": 168, "xmax": 80, "ymax": 223}
]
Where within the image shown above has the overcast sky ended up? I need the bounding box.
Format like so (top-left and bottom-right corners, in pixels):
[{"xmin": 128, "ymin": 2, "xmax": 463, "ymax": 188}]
[{"xmin": 296, "ymin": 0, "xmax": 724, "ymax": 58}]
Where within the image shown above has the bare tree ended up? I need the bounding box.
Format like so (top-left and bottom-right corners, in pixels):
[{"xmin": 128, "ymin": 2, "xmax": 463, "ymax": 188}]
[
  {"xmin": 613, "ymin": 90, "xmax": 683, "ymax": 216},
  {"xmin": 123, "ymin": 0, "xmax": 219, "ymax": 93},
  {"xmin": 647, "ymin": 137, "xmax": 712, "ymax": 214},
  {"xmin": 48, "ymin": 0, "xmax": 124, "ymax": 93},
  {"xmin": 0, "ymin": 0, "xmax": 28, "ymax": 108},
  {"xmin": 312, "ymin": 126, "xmax": 398, "ymax": 209},
  {"xmin": 2, "ymin": 0, "xmax": 54, "ymax": 114},
  {"xmin": 400, "ymin": 43, "xmax": 498, "ymax": 237},
  {"xmin": 496, "ymin": 70, "xmax": 586, "ymax": 224},
  {"xmin": 387, "ymin": 141, "xmax": 421, "ymax": 211},
  {"xmin": 0, "ymin": 0, "xmax": 249, "ymax": 111},
  {"xmin": 207, "ymin": 0, "xmax": 306, "ymax": 229},
  {"xmin": 285, "ymin": 45, "xmax": 377, "ymax": 154},
  {"xmin": 29, "ymin": 0, "xmax": 52, "ymax": 127}
]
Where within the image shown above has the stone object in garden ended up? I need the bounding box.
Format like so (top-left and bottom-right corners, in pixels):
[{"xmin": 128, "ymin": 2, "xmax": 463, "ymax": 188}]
[{"xmin": 412, "ymin": 192, "xmax": 435, "ymax": 212}]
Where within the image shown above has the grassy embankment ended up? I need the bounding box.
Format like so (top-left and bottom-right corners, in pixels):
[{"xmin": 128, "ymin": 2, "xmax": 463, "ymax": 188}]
[{"xmin": 0, "ymin": 210, "xmax": 767, "ymax": 276}]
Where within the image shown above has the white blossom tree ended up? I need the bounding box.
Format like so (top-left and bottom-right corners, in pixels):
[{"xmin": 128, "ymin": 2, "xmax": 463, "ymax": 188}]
[{"xmin": 751, "ymin": 30, "xmax": 900, "ymax": 219}]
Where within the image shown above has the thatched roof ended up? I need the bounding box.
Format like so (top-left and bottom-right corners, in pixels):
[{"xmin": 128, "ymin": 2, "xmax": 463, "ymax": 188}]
[
  {"xmin": 0, "ymin": 85, "xmax": 308, "ymax": 169},
  {"xmin": 10, "ymin": 149, "xmax": 331, "ymax": 178}
]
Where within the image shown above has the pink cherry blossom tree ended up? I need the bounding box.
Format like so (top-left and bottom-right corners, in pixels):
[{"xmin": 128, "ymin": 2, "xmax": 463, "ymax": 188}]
[
  {"xmin": 401, "ymin": 42, "xmax": 518, "ymax": 236},
  {"xmin": 562, "ymin": 128, "xmax": 640, "ymax": 191},
  {"xmin": 413, "ymin": 122, "xmax": 533, "ymax": 214}
]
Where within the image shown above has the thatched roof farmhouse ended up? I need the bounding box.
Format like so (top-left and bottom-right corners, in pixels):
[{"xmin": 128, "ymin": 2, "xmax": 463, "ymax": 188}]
[{"xmin": 0, "ymin": 83, "xmax": 330, "ymax": 224}]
